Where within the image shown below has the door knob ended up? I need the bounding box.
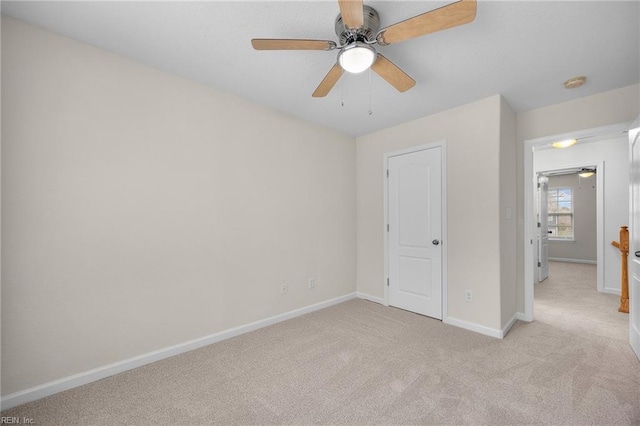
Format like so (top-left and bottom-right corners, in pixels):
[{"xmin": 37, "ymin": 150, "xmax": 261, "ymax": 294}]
[
  {"xmin": 635, "ymin": 251, "xmax": 640, "ymax": 258},
  {"xmin": 432, "ymin": 239, "xmax": 440, "ymax": 246}
]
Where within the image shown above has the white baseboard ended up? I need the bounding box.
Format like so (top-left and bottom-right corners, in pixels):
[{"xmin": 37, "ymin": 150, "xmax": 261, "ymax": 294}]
[
  {"xmin": 356, "ymin": 292, "xmax": 385, "ymax": 305},
  {"xmin": 1, "ymin": 292, "xmax": 357, "ymax": 411},
  {"xmin": 443, "ymin": 316, "xmax": 504, "ymax": 339},
  {"xmin": 358, "ymin": 293, "xmax": 513, "ymax": 338},
  {"xmin": 549, "ymin": 257, "xmax": 597, "ymax": 265},
  {"xmin": 602, "ymin": 287, "xmax": 622, "ymax": 296},
  {"xmin": 516, "ymin": 312, "xmax": 532, "ymax": 322}
]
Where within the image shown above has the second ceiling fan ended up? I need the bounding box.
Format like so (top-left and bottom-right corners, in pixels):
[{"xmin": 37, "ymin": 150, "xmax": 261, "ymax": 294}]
[{"xmin": 251, "ymin": 0, "xmax": 477, "ymax": 97}]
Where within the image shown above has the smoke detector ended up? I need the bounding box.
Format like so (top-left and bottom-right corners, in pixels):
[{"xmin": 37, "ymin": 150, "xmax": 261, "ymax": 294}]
[{"xmin": 564, "ymin": 76, "xmax": 586, "ymax": 89}]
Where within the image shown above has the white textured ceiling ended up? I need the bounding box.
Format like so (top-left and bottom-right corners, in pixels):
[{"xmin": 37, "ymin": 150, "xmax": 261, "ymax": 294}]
[{"xmin": 2, "ymin": 1, "xmax": 639, "ymax": 137}]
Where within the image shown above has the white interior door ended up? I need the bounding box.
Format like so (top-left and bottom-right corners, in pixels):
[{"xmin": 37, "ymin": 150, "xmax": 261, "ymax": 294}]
[
  {"xmin": 388, "ymin": 147, "xmax": 442, "ymax": 319},
  {"xmin": 538, "ymin": 175, "xmax": 549, "ymax": 282},
  {"xmin": 628, "ymin": 119, "xmax": 640, "ymax": 361}
]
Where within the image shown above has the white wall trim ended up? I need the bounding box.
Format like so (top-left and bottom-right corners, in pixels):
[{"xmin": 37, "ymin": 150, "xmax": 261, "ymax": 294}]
[
  {"xmin": 0, "ymin": 292, "xmax": 357, "ymax": 411},
  {"xmin": 548, "ymin": 257, "xmax": 597, "ymax": 265},
  {"xmin": 596, "ymin": 161, "xmax": 605, "ymax": 292},
  {"xmin": 382, "ymin": 140, "xmax": 448, "ymax": 318},
  {"xmin": 441, "ymin": 145, "xmax": 449, "ymax": 321},
  {"xmin": 523, "ymin": 140, "xmax": 535, "ymax": 322},
  {"xmin": 356, "ymin": 292, "xmax": 385, "ymax": 305},
  {"xmin": 443, "ymin": 316, "xmax": 504, "ymax": 339},
  {"xmin": 516, "ymin": 312, "xmax": 529, "ymax": 322}
]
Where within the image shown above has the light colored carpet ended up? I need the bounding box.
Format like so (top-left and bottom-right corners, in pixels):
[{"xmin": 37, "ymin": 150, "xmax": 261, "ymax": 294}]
[{"xmin": 3, "ymin": 261, "xmax": 639, "ymax": 425}]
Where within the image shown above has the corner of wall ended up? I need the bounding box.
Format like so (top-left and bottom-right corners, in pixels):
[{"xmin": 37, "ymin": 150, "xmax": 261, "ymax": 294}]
[
  {"xmin": 357, "ymin": 95, "xmax": 507, "ymax": 332},
  {"xmin": 499, "ymin": 96, "xmax": 518, "ymax": 329}
]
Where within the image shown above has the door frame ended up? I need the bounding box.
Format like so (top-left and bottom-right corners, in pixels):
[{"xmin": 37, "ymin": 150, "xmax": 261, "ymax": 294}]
[
  {"xmin": 537, "ymin": 174, "xmax": 550, "ymax": 283},
  {"xmin": 534, "ymin": 172, "xmax": 549, "ymax": 283},
  {"xmin": 523, "ymin": 122, "xmax": 629, "ymax": 322},
  {"xmin": 535, "ymin": 164, "xmax": 603, "ymax": 287},
  {"xmin": 627, "ymin": 116, "xmax": 640, "ymax": 360},
  {"xmin": 383, "ymin": 141, "xmax": 448, "ymax": 319}
]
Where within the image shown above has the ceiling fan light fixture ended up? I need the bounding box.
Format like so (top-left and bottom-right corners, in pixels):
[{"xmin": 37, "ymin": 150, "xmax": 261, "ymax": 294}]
[
  {"xmin": 252, "ymin": 0, "xmax": 478, "ymax": 97},
  {"xmin": 338, "ymin": 42, "xmax": 376, "ymax": 74},
  {"xmin": 551, "ymin": 139, "xmax": 577, "ymax": 149},
  {"xmin": 578, "ymin": 168, "xmax": 596, "ymax": 178}
]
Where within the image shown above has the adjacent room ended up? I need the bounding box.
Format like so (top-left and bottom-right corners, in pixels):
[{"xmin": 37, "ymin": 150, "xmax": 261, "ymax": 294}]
[{"xmin": 2, "ymin": 1, "xmax": 639, "ymax": 424}]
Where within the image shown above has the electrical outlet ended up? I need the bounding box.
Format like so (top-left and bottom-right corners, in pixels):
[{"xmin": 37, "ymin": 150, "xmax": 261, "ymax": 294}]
[
  {"xmin": 465, "ymin": 290, "xmax": 473, "ymax": 302},
  {"xmin": 281, "ymin": 284, "xmax": 288, "ymax": 295},
  {"xmin": 308, "ymin": 278, "xmax": 316, "ymax": 289}
]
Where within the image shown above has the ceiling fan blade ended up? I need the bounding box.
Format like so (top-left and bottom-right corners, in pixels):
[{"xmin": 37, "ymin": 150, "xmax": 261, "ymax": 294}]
[
  {"xmin": 376, "ymin": 0, "xmax": 477, "ymax": 46},
  {"xmin": 251, "ymin": 39, "xmax": 337, "ymax": 51},
  {"xmin": 312, "ymin": 63, "xmax": 343, "ymax": 97},
  {"xmin": 371, "ymin": 54, "xmax": 416, "ymax": 92},
  {"xmin": 338, "ymin": 0, "xmax": 364, "ymax": 28}
]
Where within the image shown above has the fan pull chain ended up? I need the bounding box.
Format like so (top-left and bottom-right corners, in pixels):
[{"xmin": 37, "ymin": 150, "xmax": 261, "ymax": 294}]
[{"xmin": 368, "ymin": 68, "xmax": 373, "ymax": 115}]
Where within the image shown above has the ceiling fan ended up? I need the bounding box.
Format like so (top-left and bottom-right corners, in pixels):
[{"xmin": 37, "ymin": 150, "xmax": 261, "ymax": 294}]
[{"xmin": 251, "ymin": 0, "xmax": 477, "ymax": 97}]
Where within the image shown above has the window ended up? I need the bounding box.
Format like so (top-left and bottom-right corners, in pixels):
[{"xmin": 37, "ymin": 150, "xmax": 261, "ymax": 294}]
[{"xmin": 548, "ymin": 187, "xmax": 573, "ymax": 239}]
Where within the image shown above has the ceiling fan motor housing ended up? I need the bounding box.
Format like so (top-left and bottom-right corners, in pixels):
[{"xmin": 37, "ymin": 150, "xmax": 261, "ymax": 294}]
[{"xmin": 335, "ymin": 5, "xmax": 380, "ymax": 44}]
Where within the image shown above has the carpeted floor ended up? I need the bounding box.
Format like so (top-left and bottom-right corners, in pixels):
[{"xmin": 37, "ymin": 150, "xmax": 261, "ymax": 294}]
[{"xmin": 3, "ymin": 261, "xmax": 639, "ymax": 425}]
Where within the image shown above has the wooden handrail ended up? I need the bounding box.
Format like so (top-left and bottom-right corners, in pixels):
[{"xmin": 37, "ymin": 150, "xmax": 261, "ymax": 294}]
[{"xmin": 611, "ymin": 226, "xmax": 629, "ymax": 313}]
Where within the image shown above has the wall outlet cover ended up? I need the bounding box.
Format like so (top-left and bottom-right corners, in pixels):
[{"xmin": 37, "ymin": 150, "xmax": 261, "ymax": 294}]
[{"xmin": 465, "ymin": 290, "xmax": 473, "ymax": 302}]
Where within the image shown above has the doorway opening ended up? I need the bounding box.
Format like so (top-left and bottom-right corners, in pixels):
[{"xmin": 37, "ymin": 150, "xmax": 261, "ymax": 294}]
[
  {"xmin": 522, "ymin": 122, "xmax": 630, "ymax": 322},
  {"xmin": 535, "ymin": 166, "xmax": 601, "ymax": 288}
]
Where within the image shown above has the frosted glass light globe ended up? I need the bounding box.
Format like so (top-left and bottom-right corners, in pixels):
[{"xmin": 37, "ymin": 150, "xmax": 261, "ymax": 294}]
[{"xmin": 338, "ymin": 43, "xmax": 376, "ymax": 74}]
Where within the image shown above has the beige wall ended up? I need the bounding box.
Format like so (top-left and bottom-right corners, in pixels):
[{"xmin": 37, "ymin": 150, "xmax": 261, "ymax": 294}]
[
  {"xmin": 357, "ymin": 95, "xmax": 506, "ymax": 331},
  {"xmin": 516, "ymin": 84, "xmax": 640, "ymax": 312},
  {"xmin": 1, "ymin": 17, "xmax": 356, "ymax": 396},
  {"xmin": 0, "ymin": 12, "xmax": 3, "ymax": 398}
]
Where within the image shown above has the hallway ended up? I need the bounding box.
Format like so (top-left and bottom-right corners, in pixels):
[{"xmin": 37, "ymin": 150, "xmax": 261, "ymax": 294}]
[{"xmin": 535, "ymin": 261, "xmax": 628, "ymax": 341}]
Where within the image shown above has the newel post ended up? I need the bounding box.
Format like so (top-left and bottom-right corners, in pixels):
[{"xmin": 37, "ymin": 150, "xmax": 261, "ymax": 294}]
[{"xmin": 611, "ymin": 226, "xmax": 629, "ymax": 313}]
